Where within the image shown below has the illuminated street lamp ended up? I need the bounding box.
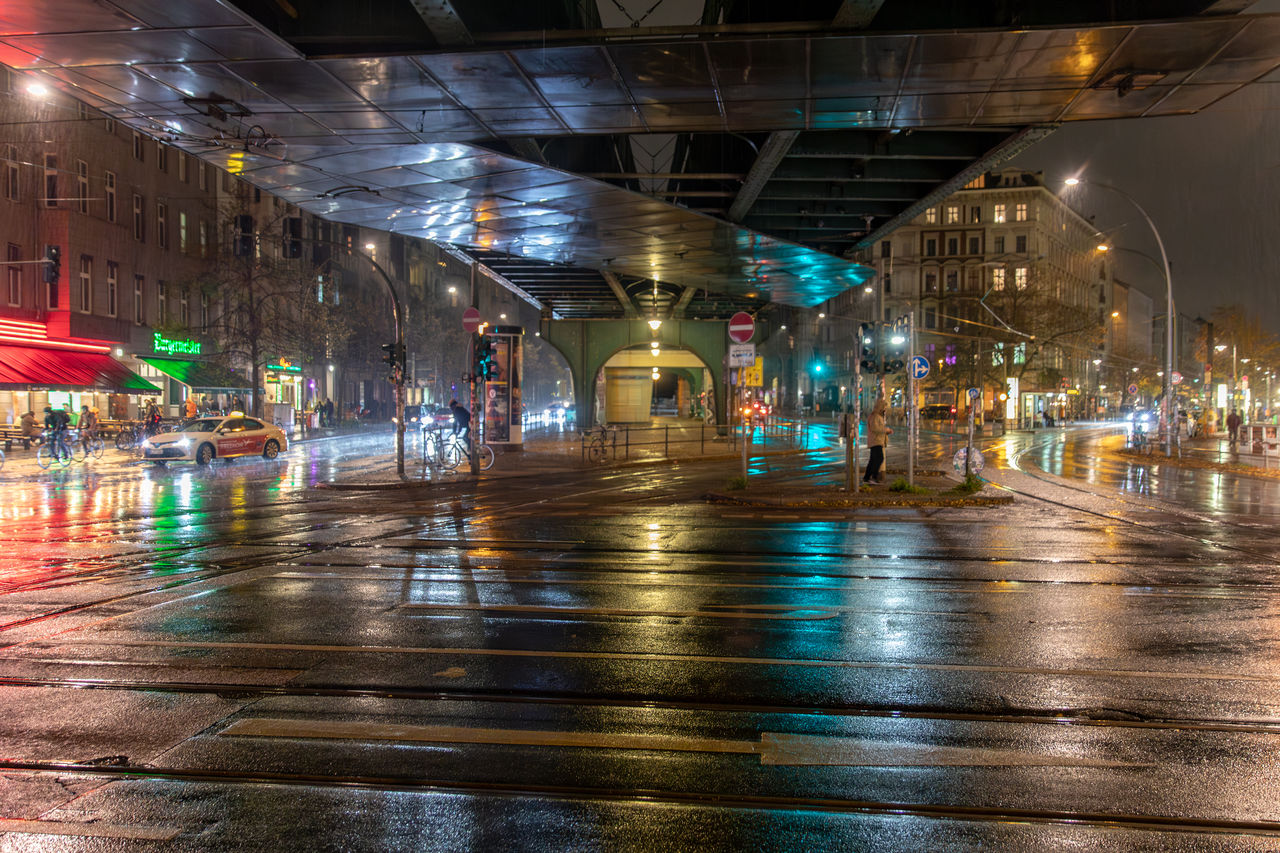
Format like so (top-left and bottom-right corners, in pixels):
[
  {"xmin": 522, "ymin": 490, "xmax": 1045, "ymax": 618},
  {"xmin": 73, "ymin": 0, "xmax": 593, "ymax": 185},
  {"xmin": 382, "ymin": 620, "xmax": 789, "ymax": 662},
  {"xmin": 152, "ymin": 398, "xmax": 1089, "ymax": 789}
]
[{"xmin": 1066, "ymin": 176, "xmax": 1174, "ymax": 455}]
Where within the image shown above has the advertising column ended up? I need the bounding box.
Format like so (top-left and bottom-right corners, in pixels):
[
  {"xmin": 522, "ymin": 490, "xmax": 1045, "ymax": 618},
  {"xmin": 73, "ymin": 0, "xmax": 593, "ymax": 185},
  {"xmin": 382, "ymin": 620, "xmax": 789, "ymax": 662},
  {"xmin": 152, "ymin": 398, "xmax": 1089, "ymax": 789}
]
[{"xmin": 487, "ymin": 326, "xmax": 524, "ymax": 448}]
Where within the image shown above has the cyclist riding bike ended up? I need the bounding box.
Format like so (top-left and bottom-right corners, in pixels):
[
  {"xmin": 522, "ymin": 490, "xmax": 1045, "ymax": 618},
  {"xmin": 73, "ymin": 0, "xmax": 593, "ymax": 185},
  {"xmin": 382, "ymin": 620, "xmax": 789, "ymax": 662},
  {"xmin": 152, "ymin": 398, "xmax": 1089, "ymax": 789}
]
[
  {"xmin": 43, "ymin": 406, "xmax": 71, "ymax": 460},
  {"xmin": 144, "ymin": 401, "xmax": 164, "ymax": 438},
  {"xmin": 78, "ymin": 405, "xmax": 98, "ymax": 454},
  {"xmin": 449, "ymin": 399, "xmax": 471, "ymax": 448}
]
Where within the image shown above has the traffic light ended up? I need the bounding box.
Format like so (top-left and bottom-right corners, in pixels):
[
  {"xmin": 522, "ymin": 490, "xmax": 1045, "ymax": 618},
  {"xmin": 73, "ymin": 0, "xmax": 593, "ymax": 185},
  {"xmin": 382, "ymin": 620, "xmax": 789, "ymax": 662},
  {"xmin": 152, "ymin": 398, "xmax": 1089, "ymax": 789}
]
[
  {"xmin": 475, "ymin": 333, "xmax": 496, "ymax": 380},
  {"xmin": 42, "ymin": 244, "xmax": 60, "ymax": 284},
  {"xmin": 858, "ymin": 322, "xmax": 878, "ymax": 373},
  {"xmin": 381, "ymin": 342, "xmax": 405, "ymax": 378},
  {"xmin": 282, "ymin": 216, "xmax": 302, "ymax": 258},
  {"xmin": 885, "ymin": 316, "xmax": 908, "ymax": 373}
]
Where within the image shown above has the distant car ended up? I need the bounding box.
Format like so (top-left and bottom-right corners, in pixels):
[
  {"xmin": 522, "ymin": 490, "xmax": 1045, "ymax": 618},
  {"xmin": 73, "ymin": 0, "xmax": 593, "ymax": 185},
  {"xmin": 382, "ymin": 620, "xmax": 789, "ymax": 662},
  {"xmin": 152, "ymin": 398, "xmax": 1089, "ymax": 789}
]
[
  {"xmin": 1127, "ymin": 408, "xmax": 1155, "ymax": 427},
  {"xmin": 920, "ymin": 404, "xmax": 957, "ymax": 420},
  {"xmin": 426, "ymin": 405, "xmax": 454, "ymax": 427},
  {"xmin": 141, "ymin": 413, "xmax": 288, "ymax": 466},
  {"xmin": 402, "ymin": 404, "xmax": 426, "ymax": 426}
]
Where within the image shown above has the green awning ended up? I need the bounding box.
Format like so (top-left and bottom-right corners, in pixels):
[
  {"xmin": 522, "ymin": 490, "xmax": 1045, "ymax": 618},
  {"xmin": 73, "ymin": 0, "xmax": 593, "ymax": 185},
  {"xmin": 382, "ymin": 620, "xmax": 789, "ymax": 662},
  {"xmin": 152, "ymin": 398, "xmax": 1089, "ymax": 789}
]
[{"xmin": 139, "ymin": 356, "xmax": 253, "ymax": 393}]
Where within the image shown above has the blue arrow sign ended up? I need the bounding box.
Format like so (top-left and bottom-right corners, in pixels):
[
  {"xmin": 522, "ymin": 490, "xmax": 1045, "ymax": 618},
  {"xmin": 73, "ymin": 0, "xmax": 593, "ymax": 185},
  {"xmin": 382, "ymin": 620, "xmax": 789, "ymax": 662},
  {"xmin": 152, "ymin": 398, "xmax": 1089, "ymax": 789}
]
[
  {"xmin": 910, "ymin": 355, "xmax": 931, "ymax": 380},
  {"xmin": 967, "ymin": 386, "xmax": 981, "ymax": 399}
]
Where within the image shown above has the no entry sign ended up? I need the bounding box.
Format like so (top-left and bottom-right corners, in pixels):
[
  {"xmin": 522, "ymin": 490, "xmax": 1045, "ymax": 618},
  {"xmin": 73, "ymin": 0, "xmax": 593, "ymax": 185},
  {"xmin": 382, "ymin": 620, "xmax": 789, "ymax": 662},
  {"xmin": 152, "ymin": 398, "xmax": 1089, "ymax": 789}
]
[
  {"xmin": 462, "ymin": 306, "xmax": 481, "ymax": 333},
  {"xmin": 728, "ymin": 311, "xmax": 755, "ymax": 343}
]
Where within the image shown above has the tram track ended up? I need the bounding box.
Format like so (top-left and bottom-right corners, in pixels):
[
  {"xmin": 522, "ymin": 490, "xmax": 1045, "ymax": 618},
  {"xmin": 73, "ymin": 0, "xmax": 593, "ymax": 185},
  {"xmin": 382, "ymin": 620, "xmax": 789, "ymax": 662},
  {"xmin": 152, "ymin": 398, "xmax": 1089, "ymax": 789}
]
[{"xmin": 1, "ymin": 756, "xmax": 1278, "ymax": 839}]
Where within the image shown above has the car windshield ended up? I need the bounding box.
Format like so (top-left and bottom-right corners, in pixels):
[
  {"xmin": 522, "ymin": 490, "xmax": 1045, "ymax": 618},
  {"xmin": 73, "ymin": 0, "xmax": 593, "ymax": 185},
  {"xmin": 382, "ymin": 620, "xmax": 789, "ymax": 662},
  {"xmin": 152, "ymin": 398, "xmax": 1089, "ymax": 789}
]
[{"xmin": 182, "ymin": 418, "xmax": 224, "ymax": 433}]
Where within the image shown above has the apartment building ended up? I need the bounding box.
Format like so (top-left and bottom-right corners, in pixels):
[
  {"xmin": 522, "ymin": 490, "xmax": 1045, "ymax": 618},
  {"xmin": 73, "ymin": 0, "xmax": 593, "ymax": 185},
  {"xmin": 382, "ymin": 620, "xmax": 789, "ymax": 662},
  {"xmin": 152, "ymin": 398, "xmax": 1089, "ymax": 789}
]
[{"xmin": 856, "ymin": 168, "xmax": 1110, "ymax": 424}]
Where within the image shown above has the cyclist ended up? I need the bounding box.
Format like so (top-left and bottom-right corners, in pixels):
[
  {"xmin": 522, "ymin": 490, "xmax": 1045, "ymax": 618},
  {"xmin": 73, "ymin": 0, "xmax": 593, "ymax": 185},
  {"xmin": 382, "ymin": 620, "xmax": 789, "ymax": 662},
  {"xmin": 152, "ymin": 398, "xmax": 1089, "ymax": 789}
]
[
  {"xmin": 78, "ymin": 405, "xmax": 98, "ymax": 454},
  {"xmin": 449, "ymin": 399, "xmax": 471, "ymax": 447},
  {"xmin": 19, "ymin": 410, "xmax": 39, "ymax": 449},
  {"xmin": 144, "ymin": 400, "xmax": 163, "ymax": 437},
  {"xmin": 43, "ymin": 406, "xmax": 71, "ymax": 460}
]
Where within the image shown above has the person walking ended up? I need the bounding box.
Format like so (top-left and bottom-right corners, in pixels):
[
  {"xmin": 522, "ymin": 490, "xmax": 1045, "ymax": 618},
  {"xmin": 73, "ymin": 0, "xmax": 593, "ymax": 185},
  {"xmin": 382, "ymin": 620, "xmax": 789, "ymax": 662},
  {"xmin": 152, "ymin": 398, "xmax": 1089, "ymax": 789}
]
[
  {"xmin": 1227, "ymin": 408, "xmax": 1242, "ymax": 450},
  {"xmin": 862, "ymin": 397, "xmax": 892, "ymax": 485}
]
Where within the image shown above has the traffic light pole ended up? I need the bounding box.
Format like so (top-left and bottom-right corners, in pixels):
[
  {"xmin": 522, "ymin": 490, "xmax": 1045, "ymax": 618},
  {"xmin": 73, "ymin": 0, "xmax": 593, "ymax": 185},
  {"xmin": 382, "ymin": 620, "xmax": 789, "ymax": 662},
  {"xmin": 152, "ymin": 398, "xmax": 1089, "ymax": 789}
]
[
  {"xmin": 907, "ymin": 310, "xmax": 916, "ymax": 489},
  {"xmin": 359, "ymin": 253, "xmax": 406, "ymax": 476}
]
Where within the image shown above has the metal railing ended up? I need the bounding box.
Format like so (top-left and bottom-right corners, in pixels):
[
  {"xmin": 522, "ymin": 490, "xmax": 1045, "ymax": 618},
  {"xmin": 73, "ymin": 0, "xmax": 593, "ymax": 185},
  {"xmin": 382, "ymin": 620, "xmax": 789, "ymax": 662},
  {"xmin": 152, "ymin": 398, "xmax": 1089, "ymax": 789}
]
[{"xmin": 580, "ymin": 418, "xmax": 808, "ymax": 463}]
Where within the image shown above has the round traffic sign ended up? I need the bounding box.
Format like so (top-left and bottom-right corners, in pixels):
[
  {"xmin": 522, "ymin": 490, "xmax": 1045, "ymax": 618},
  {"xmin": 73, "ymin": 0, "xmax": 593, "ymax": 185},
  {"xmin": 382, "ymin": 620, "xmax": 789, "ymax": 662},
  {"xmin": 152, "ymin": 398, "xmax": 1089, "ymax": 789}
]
[
  {"xmin": 910, "ymin": 355, "xmax": 930, "ymax": 380},
  {"xmin": 728, "ymin": 311, "xmax": 755, "ymax": 344},
  {"xmin": 967, "ymin": 386, "xmax": 981, "ymax": 400},
  {"xmin": 1127, "ymin": 383, "xmax": 1139, "ymax": 396},
  {"xmin": 953, "ymin": 447, "xmax": 985, "ymax": 474},
  {"xmin": 1172, "ymin": 371, "xmax": 1183, "ymax": 385},
  {"xmin": 462, "ymin": 306, "xmax": 481, "ymax": 333}
]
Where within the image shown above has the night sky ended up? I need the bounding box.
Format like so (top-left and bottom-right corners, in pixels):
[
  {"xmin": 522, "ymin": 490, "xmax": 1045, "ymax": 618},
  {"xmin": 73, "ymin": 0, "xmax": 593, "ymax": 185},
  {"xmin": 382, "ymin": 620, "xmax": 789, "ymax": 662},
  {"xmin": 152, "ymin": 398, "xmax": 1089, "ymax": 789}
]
[{"xmin": 1012, "ymin": 0, "xmax": 1280, "ymax": 330}]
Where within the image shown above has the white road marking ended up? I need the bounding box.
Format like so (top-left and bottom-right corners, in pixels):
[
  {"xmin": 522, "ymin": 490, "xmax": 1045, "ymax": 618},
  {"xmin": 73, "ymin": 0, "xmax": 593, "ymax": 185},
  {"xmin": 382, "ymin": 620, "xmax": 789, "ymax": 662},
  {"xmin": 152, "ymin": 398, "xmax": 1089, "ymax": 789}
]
[{"xmin": 221, "ymin": 718, "xmax": 1134, "ymax": 768}]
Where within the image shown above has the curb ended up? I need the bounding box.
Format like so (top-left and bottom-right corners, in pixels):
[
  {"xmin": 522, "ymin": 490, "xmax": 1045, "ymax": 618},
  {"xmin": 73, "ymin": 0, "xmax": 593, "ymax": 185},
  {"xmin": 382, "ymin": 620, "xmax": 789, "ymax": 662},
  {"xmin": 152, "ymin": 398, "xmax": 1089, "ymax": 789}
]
[{"xmin": 704, "ymin": 488, "xmax": 1013, "ymax": 509}]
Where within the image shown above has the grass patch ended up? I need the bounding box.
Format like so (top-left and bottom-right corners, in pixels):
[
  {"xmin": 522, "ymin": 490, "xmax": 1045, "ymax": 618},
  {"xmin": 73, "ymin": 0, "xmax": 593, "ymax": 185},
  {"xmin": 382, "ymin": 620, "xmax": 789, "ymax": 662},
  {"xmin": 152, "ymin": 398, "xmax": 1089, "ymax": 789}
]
[
  {"xmin": 725, "ymin": 475, "xmax": 749, "ymax": 491},
  {"xmin": 950, "ymin": 473, "xmax": 985, "ymax": 494},
  {"xmin": 888, "ymin": 477, "xmax": 930, "ymax": 494}
]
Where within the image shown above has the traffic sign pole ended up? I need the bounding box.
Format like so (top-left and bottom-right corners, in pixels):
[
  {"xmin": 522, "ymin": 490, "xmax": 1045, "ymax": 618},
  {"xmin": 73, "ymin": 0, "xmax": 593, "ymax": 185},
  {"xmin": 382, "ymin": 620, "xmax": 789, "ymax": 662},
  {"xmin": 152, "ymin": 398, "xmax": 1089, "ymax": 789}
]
[{"xmin": 907, "ymin": 310, "xmax": 916, "ymax": 488}]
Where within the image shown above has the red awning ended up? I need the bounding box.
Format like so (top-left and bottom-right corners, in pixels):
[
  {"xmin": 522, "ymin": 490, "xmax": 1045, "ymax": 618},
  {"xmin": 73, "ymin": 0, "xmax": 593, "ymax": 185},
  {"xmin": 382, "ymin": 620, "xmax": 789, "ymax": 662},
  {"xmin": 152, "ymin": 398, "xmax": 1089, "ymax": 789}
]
[{"xmin": 0, "ymin": 345, "xmax": 161, "ymax": 393}]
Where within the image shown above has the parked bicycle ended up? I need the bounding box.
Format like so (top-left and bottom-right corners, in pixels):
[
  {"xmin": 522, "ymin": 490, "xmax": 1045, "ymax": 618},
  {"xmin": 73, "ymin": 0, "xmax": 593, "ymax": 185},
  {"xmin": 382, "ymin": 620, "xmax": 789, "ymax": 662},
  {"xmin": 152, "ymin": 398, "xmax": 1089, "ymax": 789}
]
[{"xmin": 584, "ymin": 424, "xmax": 614, "ymax": 463}]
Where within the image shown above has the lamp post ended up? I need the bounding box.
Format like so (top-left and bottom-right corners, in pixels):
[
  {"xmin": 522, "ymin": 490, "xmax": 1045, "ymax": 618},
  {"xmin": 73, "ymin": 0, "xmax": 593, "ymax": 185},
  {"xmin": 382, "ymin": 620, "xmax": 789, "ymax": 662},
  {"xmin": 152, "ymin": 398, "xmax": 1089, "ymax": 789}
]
[
  {"xmin": 1066, "ymin": 177, "xmax": 1174, "ymax": 456},
  {"xmin": 1216, "ymin": 343, "xmax": 1237, "ymax": 422}
]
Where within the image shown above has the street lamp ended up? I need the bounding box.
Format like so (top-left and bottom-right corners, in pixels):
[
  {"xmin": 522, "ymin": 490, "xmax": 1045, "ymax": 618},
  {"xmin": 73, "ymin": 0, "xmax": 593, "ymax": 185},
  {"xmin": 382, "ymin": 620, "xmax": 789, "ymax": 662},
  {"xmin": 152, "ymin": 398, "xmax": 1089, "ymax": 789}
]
[{"xmin": 1066, "ymin": 176, "xmax": 1174, "ymax": 455}]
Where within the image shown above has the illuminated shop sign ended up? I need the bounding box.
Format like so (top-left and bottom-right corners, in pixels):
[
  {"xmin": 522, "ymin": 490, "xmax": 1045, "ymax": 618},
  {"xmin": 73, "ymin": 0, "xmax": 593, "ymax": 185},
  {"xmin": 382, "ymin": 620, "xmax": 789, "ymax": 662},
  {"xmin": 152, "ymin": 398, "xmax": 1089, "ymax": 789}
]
[
  {"xmin": 154, "ymin": 332, "xmax": 202, "ymax": 355},
  {"xmin": 267, "ymin": 358, "xmax": 302, "ymax": 374}
]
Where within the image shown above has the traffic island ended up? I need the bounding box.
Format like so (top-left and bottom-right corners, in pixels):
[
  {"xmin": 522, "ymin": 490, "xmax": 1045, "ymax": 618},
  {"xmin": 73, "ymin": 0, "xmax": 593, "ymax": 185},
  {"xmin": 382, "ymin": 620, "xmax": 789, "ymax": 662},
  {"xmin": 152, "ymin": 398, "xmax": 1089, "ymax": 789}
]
[{"xmin": 705, "ymin": 473, "xmax": 1013, "ymax": 509}]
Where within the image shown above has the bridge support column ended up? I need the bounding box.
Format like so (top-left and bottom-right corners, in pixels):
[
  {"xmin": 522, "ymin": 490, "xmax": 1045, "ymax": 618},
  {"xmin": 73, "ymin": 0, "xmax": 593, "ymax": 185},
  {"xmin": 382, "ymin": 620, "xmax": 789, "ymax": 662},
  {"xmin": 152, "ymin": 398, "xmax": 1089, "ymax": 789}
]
[{"xmin": 540, "ymin": 318, "xmax": 729, "ymax": 430}]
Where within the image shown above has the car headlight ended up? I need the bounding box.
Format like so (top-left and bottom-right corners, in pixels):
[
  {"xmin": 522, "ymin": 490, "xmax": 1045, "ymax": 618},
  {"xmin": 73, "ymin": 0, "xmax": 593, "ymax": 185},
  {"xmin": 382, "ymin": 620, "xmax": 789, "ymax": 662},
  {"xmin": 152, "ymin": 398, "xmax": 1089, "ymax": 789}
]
[{"xmin": 141, "ymin": 439, "xmax": 153, "ymax": 450}]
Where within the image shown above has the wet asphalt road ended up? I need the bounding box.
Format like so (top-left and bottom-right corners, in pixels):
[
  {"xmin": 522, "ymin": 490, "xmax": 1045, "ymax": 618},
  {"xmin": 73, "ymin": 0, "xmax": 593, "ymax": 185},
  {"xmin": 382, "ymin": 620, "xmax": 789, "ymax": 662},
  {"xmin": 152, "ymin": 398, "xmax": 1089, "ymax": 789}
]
[{"xmin": 3, "ymin": 424, "xmax": 1280, "ymax": 850}]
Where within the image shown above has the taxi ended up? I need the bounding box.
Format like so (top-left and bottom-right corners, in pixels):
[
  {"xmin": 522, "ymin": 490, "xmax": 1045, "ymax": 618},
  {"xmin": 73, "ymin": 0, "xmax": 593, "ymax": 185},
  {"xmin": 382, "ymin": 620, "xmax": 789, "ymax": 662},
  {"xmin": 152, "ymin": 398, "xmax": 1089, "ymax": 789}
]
[{"xmin": 141, "ymin": 412, "xmax": 289, "ymax": 466}]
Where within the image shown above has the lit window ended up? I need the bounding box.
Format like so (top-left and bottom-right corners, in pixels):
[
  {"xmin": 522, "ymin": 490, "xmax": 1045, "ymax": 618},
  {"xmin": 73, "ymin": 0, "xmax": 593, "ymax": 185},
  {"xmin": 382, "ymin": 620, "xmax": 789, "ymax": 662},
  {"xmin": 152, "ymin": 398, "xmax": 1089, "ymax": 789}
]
[
  {"xmin": 1015, "ymin": 202, "xmax": 1027, "ymax": 222},
  {"xmin": 179, "ymin": 211, "xmax": 187, "ymax": 253},
  {"xmin": 945, "ymin": 206, "xmax": 959, "ymax": 224},
  {"xmin": 993, "ymin": 203, "xmax": 1006, "ymax": 223},
  {"xmin": 925, "ymin": 207, "xmax": 937, "ymax": 224},
  {"xmin": 1015, "ymin": 267, "xmax": 1028, "ymax": 289},
  {"xmin": 991, "ymin": 268, "xmax": 1005, "ymax": 291}
]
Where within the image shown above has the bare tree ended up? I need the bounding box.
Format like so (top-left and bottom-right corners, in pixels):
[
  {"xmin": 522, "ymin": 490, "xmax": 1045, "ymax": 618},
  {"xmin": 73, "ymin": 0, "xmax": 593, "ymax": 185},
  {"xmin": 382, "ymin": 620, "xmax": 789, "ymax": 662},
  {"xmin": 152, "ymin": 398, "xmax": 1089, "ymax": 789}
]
[{"xmin": 181, "ymin": 201, "xmax": 350, "ymax": 418}]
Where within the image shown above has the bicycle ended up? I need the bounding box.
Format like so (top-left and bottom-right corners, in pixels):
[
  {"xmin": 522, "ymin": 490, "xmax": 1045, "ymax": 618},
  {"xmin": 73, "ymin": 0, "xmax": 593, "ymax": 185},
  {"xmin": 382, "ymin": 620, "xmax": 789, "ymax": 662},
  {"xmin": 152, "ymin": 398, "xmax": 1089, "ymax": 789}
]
[
  {"xmin": 81, "ymin": 433, "xmax": 105, "ymax": 460},
  {"xmin": 441, "ymin": 432, "xmax": 494, "ymax": 471},
  {"xmin": 584, "ymin": 424, "xmax": 613, "ymax": 463},
  {"xmin": 36, "ymin": 430, "xmax": 74, "ymax": 469}
]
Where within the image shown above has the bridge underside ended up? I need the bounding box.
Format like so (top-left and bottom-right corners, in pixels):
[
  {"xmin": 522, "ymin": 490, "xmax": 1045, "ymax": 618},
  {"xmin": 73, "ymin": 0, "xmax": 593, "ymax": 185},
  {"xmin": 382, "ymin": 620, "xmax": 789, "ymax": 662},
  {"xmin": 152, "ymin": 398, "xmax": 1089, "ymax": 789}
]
[{"xmin": 7, "ymin": 1, "xmax": 1277, "ymax": 316}]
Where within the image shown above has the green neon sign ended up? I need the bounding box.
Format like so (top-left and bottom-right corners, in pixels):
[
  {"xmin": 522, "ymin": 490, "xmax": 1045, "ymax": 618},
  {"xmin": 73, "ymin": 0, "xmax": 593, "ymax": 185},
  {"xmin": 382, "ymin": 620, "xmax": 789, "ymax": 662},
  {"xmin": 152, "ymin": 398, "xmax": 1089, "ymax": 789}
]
[
  {"xmin": 267, "ymin": 362, "xmax": 302, "ymax": 373},
  {"xmin": 154, "ymin": 331, "xmax": 202, "ymax": 355}
]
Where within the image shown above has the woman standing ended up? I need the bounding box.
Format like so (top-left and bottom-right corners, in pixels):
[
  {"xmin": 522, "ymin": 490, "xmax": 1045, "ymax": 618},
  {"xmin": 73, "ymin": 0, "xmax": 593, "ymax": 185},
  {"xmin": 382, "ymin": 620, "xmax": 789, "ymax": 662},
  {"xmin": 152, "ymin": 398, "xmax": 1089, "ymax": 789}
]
[{"xmin": 862, "ymin": 397, "xmax": 892, "ymax": 485}]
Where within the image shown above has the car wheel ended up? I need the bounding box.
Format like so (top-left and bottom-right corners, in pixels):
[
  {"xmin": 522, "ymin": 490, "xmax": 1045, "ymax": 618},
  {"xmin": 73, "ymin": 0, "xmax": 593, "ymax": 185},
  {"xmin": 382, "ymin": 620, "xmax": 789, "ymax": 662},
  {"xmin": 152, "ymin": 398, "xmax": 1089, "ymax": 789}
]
[
  {"xmin": 263, "ymin": 439, "xmax": 279, "ymax": 459},
  {"xmin": 196, "ymin": 443, "xmax": 215, "ymax": 466},
  {"xmin": 152, "ymin": 461, "xmax": 166, "ymax": 468}
]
